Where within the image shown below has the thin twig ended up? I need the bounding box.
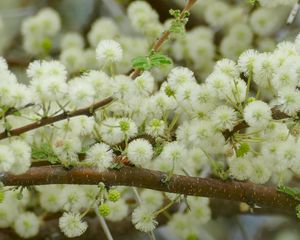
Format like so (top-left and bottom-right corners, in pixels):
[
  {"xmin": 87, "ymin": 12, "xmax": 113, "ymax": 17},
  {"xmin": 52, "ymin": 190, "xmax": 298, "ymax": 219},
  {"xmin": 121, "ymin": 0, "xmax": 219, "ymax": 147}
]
[{"xmin": 0, "ymin": 96, "xmax": 114, "ymax": 140}]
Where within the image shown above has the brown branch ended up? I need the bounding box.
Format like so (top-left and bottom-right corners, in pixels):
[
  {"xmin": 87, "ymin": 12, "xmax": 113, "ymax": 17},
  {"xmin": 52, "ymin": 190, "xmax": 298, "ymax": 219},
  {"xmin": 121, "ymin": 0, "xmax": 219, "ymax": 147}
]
[
  {"xmin": 0, "ymin": 97, "xmax": 114, "ymax": 140},
  {"xmin": 1, "ymin": 165, "xmax": 298, "ymax": 214}
]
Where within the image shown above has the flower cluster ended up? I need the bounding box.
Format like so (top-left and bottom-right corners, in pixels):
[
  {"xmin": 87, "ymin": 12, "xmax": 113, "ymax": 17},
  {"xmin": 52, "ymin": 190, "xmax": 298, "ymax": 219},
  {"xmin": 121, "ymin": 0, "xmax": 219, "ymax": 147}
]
[
  {"xmin": 21, "ymin": 8, "xmax": 61, "ymax": 56},
  {"xmin": 2, "ymin": 0, "xmax": 300, "ymax": 239}
]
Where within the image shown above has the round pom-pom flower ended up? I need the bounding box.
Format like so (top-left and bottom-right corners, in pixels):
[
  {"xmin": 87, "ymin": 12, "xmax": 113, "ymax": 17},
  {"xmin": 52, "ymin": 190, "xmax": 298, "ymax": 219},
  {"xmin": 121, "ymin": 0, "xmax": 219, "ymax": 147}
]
[
  {"xmin": 96, "ymin": 39, "xmax": 123, "ymax": 63},
  {"xmin": 59, "ymin": 212, "xmax": 88, "ymax": 238},
  {"xmin": 14, "ymin": 212, "xmax": 40, "ymax": 239},
  {"xmin": 127, "ymin": 139, "xmax": 153, "ymax": 166},
  {"xmin": 132, "ymin": 206, "xmax": 158, "ymax": 233},
  {"xmin": 85, "ymin": 143, "xmax": 114, "ymax": 170},
  {"xmin": 243, "ymin": 100, "xmax": 272, "ymax": 128}
]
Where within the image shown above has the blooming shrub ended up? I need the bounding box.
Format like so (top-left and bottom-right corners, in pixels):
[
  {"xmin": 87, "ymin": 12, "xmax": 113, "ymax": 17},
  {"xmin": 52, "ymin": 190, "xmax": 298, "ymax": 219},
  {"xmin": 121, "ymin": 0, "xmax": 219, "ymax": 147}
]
[{"xmin": 1, "ymin": 0, "xmax": 300, "ymax": 239}]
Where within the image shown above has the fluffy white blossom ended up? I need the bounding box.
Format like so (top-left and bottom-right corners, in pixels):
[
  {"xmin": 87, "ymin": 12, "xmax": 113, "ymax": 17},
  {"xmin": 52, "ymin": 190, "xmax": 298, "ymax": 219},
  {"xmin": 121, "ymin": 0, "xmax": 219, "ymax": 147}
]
[
  {"xmin": 212, "ymin": 105, "xmax": 238, "ymax": 131},
  {"xmin": 132, "ymin": 206, "xmax": 157, "ymax": 232},
  {"xmin": 61, "ymin": 32, "xmax": 84, "ymax": 50},
  {"xmin": 105, "ymin": 199, "xmax": 129, "ymax": 222},
  {"xmin": 96, "ymin": 40, "xmax": 123, "ymax": 63},
  {"xmin": 59, "ymin": 212, "xmax": 88, "ymax": 238},
  {"xmin": 9, "ymin": 140, "xmax": 31, "ymax": 175},
  {"xmin": 39, "ymin": 186, "xmax": 64, "ymax": 212},
  {"xmin": 249, "ymin": 158, "xmax": 272, "ymax": 184},
  {"xmin": 85, "ymin": 143, "xmax": 114, "ymax": 170},
  {"xmin": 243, "ymin": 101, "xmax": 272, "ymax": 128},
  {"xmin": 14, "ymin": 212, "xmax": 40, "ymax": 239},
  {"xmin": 61, "ymin": 186, "xmax": 87, "ymax": 212},
  {"xmin": 140, "ymin": 190, "xmax": 163, "ymax": 211},
  {"xmin": 167, "ymin": 67, "xmax": 196, "ymax": 90},
  {"xmin": 229, "ymin": 156, "xmax": 252, "ymax": 181},
  {"xmin": 145, "ymin": 119, "xmax": 166, "ymax": 137},
  {"xmin": 134, "ymin": 71, "xmax": 155, "ymax": 96},
  {"xmin": 127, "ymin": 139, "xmax": 153, "ymax": 166},
  {"xmin": 0, "ymin": 145, "xmax": 15, "ymax": 172},
  {"xmin": 88, "ymin": 18, "xmax": 119, "ymax": 48}
]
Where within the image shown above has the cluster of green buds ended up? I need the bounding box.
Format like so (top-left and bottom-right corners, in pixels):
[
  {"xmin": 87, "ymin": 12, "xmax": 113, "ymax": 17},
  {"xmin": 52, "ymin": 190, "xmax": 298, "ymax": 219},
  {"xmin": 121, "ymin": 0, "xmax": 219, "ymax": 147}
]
[{"xmin": 97, "ymin": 183, "xmax": 121, "ymax": 217}]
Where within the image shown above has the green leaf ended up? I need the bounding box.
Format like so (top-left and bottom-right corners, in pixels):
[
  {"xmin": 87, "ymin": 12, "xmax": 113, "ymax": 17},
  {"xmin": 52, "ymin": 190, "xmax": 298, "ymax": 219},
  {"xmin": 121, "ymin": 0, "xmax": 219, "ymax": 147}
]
[
  {"xmin": 236, "ymin": 143, "xmax": 250, "ymax": 158},
  {"xmin": 132, "ymin": 53, "xmax": 172, "ymax": 71},
  {"xmin": 277, "ymin": 184, "xmax": 300, "ymax": 200},
  {"xmin": 150, "ymin": 52, "xmax": 172, "ymax": 66},
  {"xmin": 131, "ymin": 56, "xmax": 151, "ymax": 70}
]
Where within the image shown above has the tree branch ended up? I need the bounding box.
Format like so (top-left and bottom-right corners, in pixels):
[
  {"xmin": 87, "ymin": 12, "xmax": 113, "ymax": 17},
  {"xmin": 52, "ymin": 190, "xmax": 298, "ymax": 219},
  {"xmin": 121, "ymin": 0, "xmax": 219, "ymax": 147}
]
[
  {"xmin": 1, "ymin": 165, "xmax": 298, "ymax": 214},
  {"xmin": 0, "ymin": 96, "xmax": 114, "ymax": 140}
]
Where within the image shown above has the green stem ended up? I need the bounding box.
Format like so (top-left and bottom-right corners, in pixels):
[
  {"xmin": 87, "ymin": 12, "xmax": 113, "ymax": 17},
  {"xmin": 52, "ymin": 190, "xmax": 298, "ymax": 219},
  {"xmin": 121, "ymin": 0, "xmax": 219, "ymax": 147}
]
[{"xmin": 154, "ymin": 194, "xmax": 181, "ymax": 216}]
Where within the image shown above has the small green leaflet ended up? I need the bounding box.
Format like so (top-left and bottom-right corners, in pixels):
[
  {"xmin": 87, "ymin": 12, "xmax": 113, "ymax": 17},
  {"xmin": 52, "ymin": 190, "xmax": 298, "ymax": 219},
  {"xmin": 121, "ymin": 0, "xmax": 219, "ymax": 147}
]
[
  {"xmin": 236, "ymin": 143, "xmax": 250, "ymax": 158},
  {"xmin": 150, "ymin": 52, "xmax": 173, "ymax": 67},
  {"xmin": 132, "ymin": 56, "xmax": 152, "ymax": 71},
  {"xmin": 32, "ymin": 143, "xmax": 59, "ymax": 164},
  {"xmin": 132, "ymin": 52, "xmax": 172, "ymax": 71},
  {"xmin": 277, "ymin": 184, "xmax": 300, "ymax": 201}
]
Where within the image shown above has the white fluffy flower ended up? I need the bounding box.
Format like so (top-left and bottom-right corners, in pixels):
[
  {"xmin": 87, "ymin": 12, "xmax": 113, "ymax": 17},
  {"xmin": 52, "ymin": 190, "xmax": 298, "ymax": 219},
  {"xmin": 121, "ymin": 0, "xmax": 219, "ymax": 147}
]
[
  {"xmin": 212, "ymin": 105, "xmax": 238, "ymax": 131},
  {"xmin": 127, "ymin": 139, "xmax": 153, "ymax": 166},
  {"xmin": 36, "ymin": 8, "xmax": 61, "ymax": 36},
  {"xmin": 0, "ymin": 145, "xmax": 15, "ymax": 172},
  {"xmin": 145, "ymin": 119, "xmax": 166, "ymax": 137},
  {"xmin": 206, "ymin": 72, "xmax": 232, "ymax": 100},
  {"xmin": 96, "ymin": 39, "xmax": 123, "ymax": 63},
  {"xmin": 61, "ymin": 186, "xmax": 87, "ymax": 212},
  {"xmin": 68, "ymin": 78, "xmax": 95, "ymax": 107},
  {"xmin": 39, "ymin": 186, "xmax": 64, "ymax": 212},
  {"xmin": 14, "ymin": 212, "xmax": 40, "ymax": 239},
  {"xmin": 238, "ymin": 49, "xmax": 259, "ymax": 76},
  {"xmin": 61, "ymin": 32, "xmax": 84, "ymax": 50},
  {"xmin": 249, "ymin": 158, "xmax": 271, "ymax": 184},
  {"xmin": 97, "ymin": 118, "xmax": 123, "ymax": 145},
  {"xmin": 0, "ymin": 201, "xmax": 18, "ymax": 228},
  {"xmin": 253, "ymin": 53, "xmax": 275, "ymax": 89},
  {"xmin": 59, "ymin": 212, "xmax": 88, "ymax": 238},
  {"xmin": 118, "ymin": 118, "xmax": 138, "ymax": 138},
  {"xmin": 134, "ymin": 71, "xmax": 155, "ymax": 96},
  {"xmin": 88, "ymin": 18, "xmax": 119, "ymax": 48},
  {"xmin": 132, "ymin": 206, "xmax": 157, "ymax": 233},
  {"xmin": 214, "ymin": 59, "xmax": 239, "ymax": 78},
  {"xmin": 85, "ymin": 143, "xmax": 113, "ymax": 170},
  {"xmin": 277, "ymin": 88, "xmax": 300, "ymax": 116},
  {"xmin": 59, "ymin": 48, "xmax": 85, "ymax": 73},
  {"xmin": 229, "ymin": 156, "xmax": 252, "ymax": 181},
  {"xmin": 140, "ymin": 190, "xmax": 163, "ymax": 211},
  {"xmin": 9, "ymin": 140, "xmax": 31, "ymax": 175},
  {"xmin": 167, "ymin": 67, "xmax": 196, "ymax": 90},
  {"xmin": 272, "ymin": 66, "xmax": 298, "ymax": 90},
  {"xmin": 105, "ymin": 199, "xmax": 129, "ymax": 222},
  {"xmin": 243, "ymin": 101, "xmax": 272, "ymax": 128},
  {"xmin": 52, "ymin": 136, "xmax": 82, "ymax": 165},
  {"xmin": 0, "ymin": 57, "xmax": 8, "ymax": 71},
  {"xmin": 159, "ymin": 142, "xmax": 187, "ymax": 171}
]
